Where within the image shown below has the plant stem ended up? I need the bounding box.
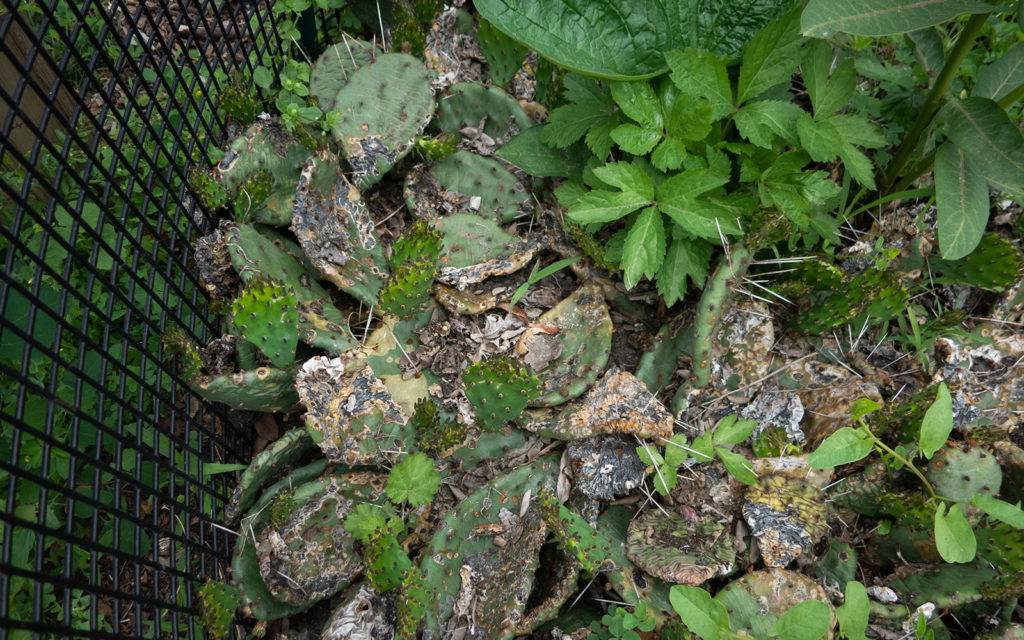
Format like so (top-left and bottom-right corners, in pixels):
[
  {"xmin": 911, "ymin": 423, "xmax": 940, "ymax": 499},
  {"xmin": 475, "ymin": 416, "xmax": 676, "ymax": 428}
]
[
  {"xmin": 866, "ymin": 429, "xmax": 939, "ymax": 500},
  {"xmin": 882, "ymin": 12, "xmax": 991, "ymax": 193}
]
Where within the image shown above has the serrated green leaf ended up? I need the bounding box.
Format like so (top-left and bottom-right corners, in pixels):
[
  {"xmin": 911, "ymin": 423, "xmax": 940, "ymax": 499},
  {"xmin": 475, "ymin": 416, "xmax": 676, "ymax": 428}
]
[
  {"xmin": 717, "ymin": 448, "xmax": 757, "ymax": 485},
  {"xmin": 568, "ymin": 190, "xmax": 649, "ymax": 224},
  {"xmin": 622, "ymin": 207, "xmax": 666, "ymax": 289},
  {"xmin": 838, "ymin": 143, "xmax": 877, "ymax": 189},
  {"xmin": 636, "ymin": 443, "xmax": 665, "ymax": 467},
  {"xmin": 690, "ymin": 433, "xmax": 715, "ymax": 461},
  {"xmin": 801, "ymin": 0, "xmax": 992, "ymax": 37},
  {"xmin": 611, "ymin": 123, "xmax": 662, "ymax": 155},
  {"xmin": 344, "ymin": 502, "xmax": 391, "ymax": 544},
  {"xmin": 593, "ymin": 161, "xmax": 657, "ymax": 199},
  {"xmin": 386, "ymin": 452, "xmax": 441, "ymax": 507},
  {"xmin": 941, "ymin": 97, "xmax": 1024, "ymax": 199},
  {"xmin": 807, "ymin": 427, "xmax": 874, "ymax": 468},
  {"xmin": 827, "ymin": 113, "xmax": 887, "ymax": 148},
  {"xmin": 543, "ymin": 103, "xmax": 612, "ymax": 148},
  {"xmin": 769, "ymin": 600, "xmax": 831, "ymax": 640},
  {"xmin": 657, "ymin": 237, "xmax": 711, "ymax": 306},
  {"xmin": 670, "ymin": 585, "xmax": 730, "ymax": 640},
  {"xmin": 664, "ymin": 433, "xmax": 694, "ymax": 467},
  {"xmin": 659, "ymin": 168, "xmax": 730, "ymax": 201},
  {"xmin": 555, "ymin": 180, "xmax": 588, "ymax": 208},
  {"xmin": 653, "ymin": 463, "xmax": 678, "ymax": 495},
  {"xmin": 586, "ymin": 116, "xmax": 619, "ymax": 159},
  {"xmin": 797, "ymin": 113, "xmax": 844, "ymax": 162},
  {"xmin": 934, "ymin": 502, "xmax": 977, "ymax": 563},
  {"xmin": 803, "ymin": 41, "xmax": 856, "ymax": 118},
  {"xmin": 919, "ymin": 381, "xmax": 953, "ymax": 459},
  {"xmin": 972, "ymin": 495, "xmax": 1024, "ymax": 529},
  {"xmin": 934, "ymin": 142, "xmax": 989, "ymax": 260},
  {"xmin": 712, "ymin": 414, "xmax": 758, "ymax": 445},
  {"xmin": 500, "ymin": 127, "xmax": 583, "ymax": 178},
  {"xmin": 836, "ymin": 581, "xmax": 869, "ymax": 640},
  {"xmin": 664, "ymin": 92, "xmax": 714, "ymax": 140},
  {"xmin": 666, "ymin": 48, "xmax": 733, "ymax": 120},
  {"xmin": 651, "ymin": 137, "xmax": 690, "ymax": 172},
  {"xmin": 564, "ymin": 72, "xmax": 617, "ymax": 109},
  {"xmin": 734, "ymin": 100, "xmax": 803, "ymax": 147},
  {"xmin": 612, "ymin": 81, "xmax": 662, "ymax": 127},
  {"xmin": 737, "ymin": 7, "xmax": 804, "ymax": 105},
  {"xmin": 973, "ymin": 41, "xmax": 1024, "ymax": 103}
]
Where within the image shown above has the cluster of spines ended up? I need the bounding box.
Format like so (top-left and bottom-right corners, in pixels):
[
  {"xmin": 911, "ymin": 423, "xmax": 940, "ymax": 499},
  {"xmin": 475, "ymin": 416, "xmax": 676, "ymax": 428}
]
[
  {"xmin": 187, "ymin": 167, "xmax": 229, "ymax": 211},
  {"xmin": 232, "ymin": 168, "xmax": 275, "ymax": 219},
  {"xmin": 462, "ymin": 355, "xmax": 542, "ymax": 431},
  {"xmin": 412, "ymin": 398, "xmax": 466, "ymax": 455},
  {"xmin": 229, "ymin": 278, "xmax": 300, "ymax": 368},
  {"xmin": 197, "ymin": 579, "xmax": 241, "ymax": 640},
  {"xmin": 216, "ymin": 74, "xmax": 260, "ymax": 123},
  {"xmin": 161, "ymin": 329, "xmax": 203, "ymax": 379}
]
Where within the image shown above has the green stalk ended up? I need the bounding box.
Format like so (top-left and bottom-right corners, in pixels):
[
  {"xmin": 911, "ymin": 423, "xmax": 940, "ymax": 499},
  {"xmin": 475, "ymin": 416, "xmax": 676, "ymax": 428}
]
[{"xmin": 882, "ymin": 12, "xmax": 991, "ymax": 193}]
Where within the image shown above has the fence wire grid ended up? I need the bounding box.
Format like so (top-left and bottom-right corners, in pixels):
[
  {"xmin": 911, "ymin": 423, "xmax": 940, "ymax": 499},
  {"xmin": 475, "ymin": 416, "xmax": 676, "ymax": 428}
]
[{"xmin": 0, "ymin": 0, "xmax": 295, "ymax": 637}]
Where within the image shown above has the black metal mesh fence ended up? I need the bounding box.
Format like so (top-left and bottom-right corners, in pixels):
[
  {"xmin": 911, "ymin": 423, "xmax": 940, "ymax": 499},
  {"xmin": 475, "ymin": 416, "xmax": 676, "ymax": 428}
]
[{"xmin": 0, "ymin": 1, "xmax": 290, "ymax": 636}]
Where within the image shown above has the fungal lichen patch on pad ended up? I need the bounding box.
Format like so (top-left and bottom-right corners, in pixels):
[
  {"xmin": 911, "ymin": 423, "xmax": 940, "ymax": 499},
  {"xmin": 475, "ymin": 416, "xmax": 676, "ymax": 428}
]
[{"xmin": 625, "ymin": 510, "xmax": 735, "ymax": 585}]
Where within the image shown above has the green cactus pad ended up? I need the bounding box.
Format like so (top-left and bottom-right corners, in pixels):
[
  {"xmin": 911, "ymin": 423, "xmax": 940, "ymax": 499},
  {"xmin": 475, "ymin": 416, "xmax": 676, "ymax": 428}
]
[
  {"xmin": 419, "ymin": 455, "xmax": 562, "ymax": 639},
  {"xmin": 924, "ymin": 445, "xmax": 1003, "ymax": 503},
  {"xmin": 309, "ymin": 38, "xmax": 380, "ymax": 111},
  {"xmin": 815, "ymin": 541, "xmax": 858, "ymax": 594},
  {"xmin": 331, "ymin": 53, "xmax": 435, "ymax": 188},
  {"xmin": 432, "ymin": 213, "xmax": 539, "ymax": 289},
  {"xmin": 390, "ymin": 219, "xmax": 442, "ymax": 270},
  {"xmin": 223, "ymin": 223, "xmax": 337, "ymax": 307},
  {"xmin": 527, "ymin": 281, "xmax": 613, "ymax": 407},
  {"xmin": 215, "ymin": 121, "xmax": 311, "ymax": 226},
  {"xmin": 462, "ymin": 355, "xmax": 542, "ymax": 431},
  {"xmin": 188, "ymin": 166, "xmax": 229, "ymax": 211},
  {"xmin": 625, "ymin": 510, "xmax": 735, "ymax": 585},
  {"xmin": 714, "ymin": 568, "xmax": 836, "ymax": 639},
  {"xmin": 635, "ymin": 313, "xmax": 692, "ymax": 396},
  {"xmin": 223, "ymin": 427, "xmax": 316, "ymax": 524},
  {"xmin": 396, "ymin": 568, "xmax": 436, "ymax": 638},
  {"xmin": 887, "ymin": 562, "xmax": 1007, "ymax": 608},
  {"xmin": 197, "ymin": 580, "xmax": 241, "ymax": 640},
  {"xmin": 787, "ymin": 265, "xmax": 908, "ymax": 335},
  {"xmin": 408, "ymin": 151, "xmax": 531, "ymax": 223},
  {"xmin": 297, "ymin": 356, "xmax": 414, "ymax": 467},
  {"xmin": 216, "ymin": 77, "xmax": 260, "ymax": 123},
  {"xmin": 434, "ymin": 82, "xmax": 534, "ymax": 144},
  {"xmin": 742, "ymin": 474, "xmax": 829, "ymax": 568},
  {"xmin": 193, "ymin": 366, "xmax": 300, "ymax": 413},
  {"xmin": 929, "ymin": 233, "xmax": 1024, "ymax": 292},
  {"xmin": 452, "ymin": 426, "xmax": 531, "ymax": 471},
  {"xmin": 477, "ymin": 18, "xmax": 529, "ymax": 86},
  {"xmin": 291, "ymin": 154, "xmax": 388, "ymax": 306},
  {"xmin": 297, "ymin": 301, "xmax": 359, "ymax": 355},
  {"xmin": 230, "ymin": 278, "xmax": 300, "ymax": 368},
  {"xmin": 378, "ymin": 259, "xmax": 436, "ymax": 319},
  {"xmin": 232, "ymin": 471, "xmax": 388, "ymax": 619}
]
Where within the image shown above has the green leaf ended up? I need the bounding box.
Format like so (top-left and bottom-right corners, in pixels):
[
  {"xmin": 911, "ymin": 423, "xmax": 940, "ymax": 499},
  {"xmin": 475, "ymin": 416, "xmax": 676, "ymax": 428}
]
[
  {"xmin": 838, "ymin": 143, "xmax": 877, "ymax": 189},
  {"xmin": 717, "ymin": 448, "xmax": 757, "ymax": 485},
  {"xmin": 828, "ymin": 114, "xmax": 887, "ymax": 148},
  {"xmin": 797, "ymin": 113, "xmax": 844, "ymax": 162},
  {"xmin": 670, "ymin": 585, "xmax": 730, "ymax": 640},
  {"xmin": 622, "ymin": 207, "xmax": 666, "ymax": 289},
  {"xmin": 611, "ymin": 124, "xmax": 662, "ymax": 155},
  {"xmin": 543, "ymin": 104, "xmax": 613, "ymax": 148},
  {"xmin": 734, "ymin": 100, "xmax": 803, "ymax": 147},
  {"xmin": 663, "ymin": 92, "xmax": 714, "ymax": 140},
  {"xmin": 651, "ymin": 137, "xmax": 690, "ymax": 172},
  {"xmin": 836, "ymin": 581, "xmax": 869, "ymax": 640},
  {"xmin": 664, "ymin": 433, "xmax": 695, "ymax": 467},
  {"xmin": 712, "ymin": 414, "xmax": 758, "ymax": 445},
  {"xmin": 253, "ymin": 66, "xmax": 274, "ymax": 89},
  {"xmin": 908, "ymin": 28, "xmax": 947, "ymax": 85},
  {"xmin": 934, "ymin": 502, "xmax": 977, "ymax": 563},
  {"xmin": 972, "ymin": 495, "xmax": 1024, "ymax": 529},
  {"xmin": 499, "ymin": 127, "xmax": 580, "ymax": 178},
  {"xmin": 934, "ymin": 142, "xmax": 989, "ymax": 260},
  {"xmin": 942, "ymin": 97, "xmax": 1024, "ymax": 199},
  {"xmin": 653, "ymin": 463, "xmax": 679, "ymax": 495},
  {"xmin": 386, "ymin": 452, "xmax": 441, "ymax": 507},
  {"xmin": 665, "ymin": 48, "xmax": 733, "ymax": 119},
  {"xmin": 636, "ymin": 443, "xmax": 665, "ymax": 467},
  {"xmin": 689, "ymin": 433, "xmax": 715, "ymax": 461},
  {"xmin": 568, "ymin": 190, "xmax": 649, "ymax": 224},
  {"xmin": 850, "ymin": 397, "xmax": 881, "ymax": 421},
  {"xmin": 807, "ymin": 427, "xmax": 874, "ymax": 468},
  {"xmin": 919, "ymin": 381, "xmax": 952, "ymax": 459},
  {"xmin": 593, "ymin": 161, "xmax": 657, "ymax": 199},
  {"xmin": 768, "ymin": 600, "xmax": 831, "ymax": 640},
  {"xmin": 801, "ymin": 0, "xmax": 992, "ymax": 37},
  {"xmin": 737, "ymin": 7, "xmax": 804, "ymax": 105},
  {"xmin": 802, "ymin": 40, "xmax": 856, "ymax": 118},
  {"xmin": 659, "ymin": 168, "xmax": 730, "ymax": 201},
  {"xmin": 510, "ymin": 257, "xmax": 582, "ymax": 307},
  {"xmin": 344, "ymin": 502, "xmax": 391, "ymax": 543},
  {"xmin": 612, "ymin": 81, "xmax": 662, "ymax": 127},
  {"xmin": 973, "ymin": 41, "xmax": 1024, "ymax": 103},
  {"xmin": 657, "ymin": 238, "xmax": 711, "ymax": 306}
]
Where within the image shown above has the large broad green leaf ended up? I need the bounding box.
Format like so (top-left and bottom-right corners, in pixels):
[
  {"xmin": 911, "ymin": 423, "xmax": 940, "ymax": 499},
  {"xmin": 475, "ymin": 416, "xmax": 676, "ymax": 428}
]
[
  {"xmin": 665, "ymin": 48, "xmax": 734, "ymax": 119},
  {"xmin": 942, "ymin": 97, "xmax": 1024, "ymax": 199},
  {"xmin": 657, "ymin": 237, "xmax": 711, "ymax": 306},
  {"xmin": 736, "ymin": 7, "xmax": 805, "ymax": 105},
  {"xmin": 934, "ymin": 502, "xmax": 977, "ymax": 563},
  {"xmin": 972, "ymin": 41, "xmax": 1024, "ymax": 104},
  {"xmin": 734, "ymin": 100, "xmax": 803, "ymax": 147},
  {"xmin": 801, "ymin": 0, "xmax": 992, "ymax": 38},
  {"xmin": 476, "ymin": 0, "xmax": 797, "ymax": 80},
  {"xmin": 622, "ymin": 206, "xmax": 666, "ymax": 289},
  {"xmin": 934, "ymin": 142, "xmax": 989, "ymax": 260}
]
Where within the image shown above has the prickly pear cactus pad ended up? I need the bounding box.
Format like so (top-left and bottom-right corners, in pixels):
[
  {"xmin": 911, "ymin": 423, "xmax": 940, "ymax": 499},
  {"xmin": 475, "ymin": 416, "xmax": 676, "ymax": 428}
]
[
  {"xmin": 309, "ymin": 39, "xmax": 381, "ymax": 111},
  {"xmin": 434, "ymin": 82, "xmax": 534, "ymax": 144},
  {"xmin": 230, "ymin": 278, "xmax": 300, "ymax": 368},
  {"xmin": 331, "ymin": 53, "xmax": 435, "ymax": 188},
  {"xmin": 432, "ymin": 213, "xmax": 539, "ymax": 289},
  {"xmin": 625, "ymin": 510, "xmax": 735, "ymax": 585},
  {"xmin": 198, "ymin": 580, "xmax": 240, "ymax": 640},
  {"xmin": 291, "ymin": 155, "xmax": 388, "ymax": 306},
  {"xmin": 193, "ymin": 366, "xmax": 300, "ymax": 413},
  {"xmin": 214, "ymin": 121, "xmax": 311, "ymax": 226},
  {"xmin": 223, "ymin": 427, "xmax": 315, "ymax": 524},
  {"xmin": 742, "ymin": 474, "xmax": 829, "ymax": 568},
  {"xmin": 410, "ymin": 151, "xmax": 531, "ymax": 223},
  {"xmin": 525, "ymin": 281, "xmax": 613, "ymax": 407},
  {"xmin": 296, "ymin": 357, "xmax": 412, "ymax": 466},
  {"xmin": 715, "ymin": 568, "xmax": 836, "ymax": 639},
  {"xmin": 924, "ymin": 445, "xmax": 1003, "ymax": 503},
  {"xmin": 461, "ymin": 355, "xmax": 541, "ymax": 431}
]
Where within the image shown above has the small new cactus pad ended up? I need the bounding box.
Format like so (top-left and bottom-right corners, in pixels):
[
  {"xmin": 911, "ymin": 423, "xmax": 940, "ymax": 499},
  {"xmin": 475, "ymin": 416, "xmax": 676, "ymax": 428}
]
[
  {"xmin": 929, "ymin": 232, "xmax": 1024, "ymax": 292},
  {"xmin": 625, "ymin": 510, "xmax": 735, "ymax": 585},
  {"xmin": 924, "ymin": 445, "xmax": 1002, "ymax": 503},
  {"xmin": 223, "ymin": 427, "xmax": 316, "ymax": 524},
  {"xmin": 291, "ymin": 155, "xmax": 388, "ymax": 306},
  {"xmin": 416, "ymin": 151, "xmax": 531, "ymax": 223},
  {"xmin": 434, "ymin": 82, "xmax": 534, "ymax": 144},
  {"xmin": 390, "ymin": 219, "xmax": 442, "ymax": 270},
  {"xmin": 331, "ymin": 53, "xmax": 435, "ymax": 188},
  {"xmin": 297, "ymin": 357, "xmax": 413, "ymax": 467},
  {"xmin": 232, "ymin": 169, "xmax": 275, "ymax": 220},
  {"xmin": 188, "ymin": 166, "xmax": 229, "ymax": 211},
  {"xmin": 215, "ymin": 121, "xmax": 311, "ymax": 226},
  {"xmin": 527, "ymin": 281, "xmax": 613, "ymax": 407},
  {"xmin": 477, "ymin": 18, "xmax": 529, "ymax": 86},
  {"xmin": 378, "ymin": 259, "xmax": 436, "ymax": 318},
  {"xmin": 216, "ymin": 75, "xmax": 260, "ymax": 123},
  {"xmin": 462, "ymin": 355, "xmax": 542, "ymax": 431},
  {"xmin": 193, "ymin": 366, "xmax": 300, "ymax": 413},
  {"xmin": 414, "ymin": 132, "xmax": 459, "ymax": 160},
  {"xmin": 321, "ymin": 584, "xmax": 396, "ymax": 640},
  {"xmin": 411, "ymin": 397, "xmax": 467, "ymax": 456},
  {"xmin": 714, "ymin": 568, "xmax": 836, "ymax": 639},
  {"xmin": 742, "ymin": 474, "xmax": 829, "ymax": 567},
  {"xmin": 433, "ymin": 213, "xmax": 539, "ymax": 289},
  {"xmin": 419, "ymin": 455, "xmax": 561, "ymax": 639},
  {"xmin": 230, "ymin": 278, "xmax": 300, "ymax": 368},
  {"xmin": 198, "ymin": 580, "xmax": 241, "ymax": 640},
  {"xmin": 309, "ymin": 38, "xmax": 380, "ymax": 111},
  {"xmin": 161, "ymin": 329, "xmax": 203, "ymax": 380}
]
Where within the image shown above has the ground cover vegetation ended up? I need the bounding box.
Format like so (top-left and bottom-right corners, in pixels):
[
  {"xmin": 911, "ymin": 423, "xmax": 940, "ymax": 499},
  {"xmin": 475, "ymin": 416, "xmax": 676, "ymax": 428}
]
[{"xmin": 175, "ymin": 0, "xmax": 1024, "ymax": 638}]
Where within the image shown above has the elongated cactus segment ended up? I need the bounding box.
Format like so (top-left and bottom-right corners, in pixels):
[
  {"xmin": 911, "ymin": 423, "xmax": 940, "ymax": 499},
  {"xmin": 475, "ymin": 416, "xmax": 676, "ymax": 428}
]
[
  {"xmin": 193, "ymin": 366, "xmax": 300, "ymax": 413},
  {"xmin": 331, "ymin": 53, "xmax": 435, "ymax": 188},
  {"xmin": 635, "ymin": 312, "xmax": 692, "ymax": 395},
  {"xmin": 309, "ymin": 38, "xmax": 380, "ymax": 111},
  {"xmin": 230, "ymin": 278, "xmax": 300, "ymax": 368},
  {"xmin": 223, "ymin": 427, "xmax": 316, "ymax": 524},
  {"xmin": 928, "ymin": 233, "xmax": 1024, "ymax": 292},
  {"xmin": 625, "ymin": 510, "xmax": 735, "ymax": 585},
  {"xmin": 691, "ymin": 245, "xmax": 751, "ymax": 388},
  {"xmin": 198, "ymin": 580, "xmax": 241, "ymax": 640}
]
